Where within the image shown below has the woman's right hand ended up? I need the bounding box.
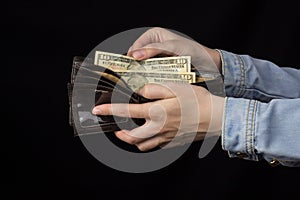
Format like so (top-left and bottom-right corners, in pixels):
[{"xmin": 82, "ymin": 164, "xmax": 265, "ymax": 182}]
[{"xmin": 127, "ymin": 27, "xmax": 222, "ymax": 73}]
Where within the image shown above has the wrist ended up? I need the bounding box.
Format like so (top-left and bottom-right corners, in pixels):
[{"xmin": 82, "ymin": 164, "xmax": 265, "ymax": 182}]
[
  {"xmin": 212, "ymin": 49, "xmax": 222, "ymax": 74},
  {"xmin": 209, "ymin": 94, "xmax": 225, "ymax": 133},
  {"xmin": 204, "ymin": 47, "xmax": 222, "ymax": 74}
]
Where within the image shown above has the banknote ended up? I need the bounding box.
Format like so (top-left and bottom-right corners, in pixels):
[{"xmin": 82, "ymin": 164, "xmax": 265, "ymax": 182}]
[
  {"xmin": 138, "ymin": 56, "xmax": 191, "ymax": 72},
  {"xmin": 114, "ymin": 70, "xmax": 196, "ymax": 92},
  {"xmin": 94, "ymin": 51, "xmax": 191, "ymax": 73}
]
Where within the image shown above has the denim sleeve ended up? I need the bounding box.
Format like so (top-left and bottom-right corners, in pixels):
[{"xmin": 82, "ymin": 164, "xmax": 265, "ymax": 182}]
[
  {"xmin": 219, "ymin": 50, "xmax": 300, "ymax": 101},
  {"xmin": 218, "ymin": 50, "xmax": 300, "ymax": 167},
  {"xmin": 222, "ymin": 97, "xmax": 300, "ymax": 167}
]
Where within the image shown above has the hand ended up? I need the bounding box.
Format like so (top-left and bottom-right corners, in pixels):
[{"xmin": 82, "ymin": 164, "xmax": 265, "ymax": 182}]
[
  {"xmin": 92, "ymin": 83, "xmax": 225, "ymax": 151},
  {"xmin": 127, "ymin": 27, "xmax": 222, "ymax": 73}
]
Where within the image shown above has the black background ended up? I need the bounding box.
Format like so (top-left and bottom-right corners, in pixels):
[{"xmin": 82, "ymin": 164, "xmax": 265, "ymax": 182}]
[{"xmin": 7, "ymin": 0, "xmax": 300, "ymax": 199}]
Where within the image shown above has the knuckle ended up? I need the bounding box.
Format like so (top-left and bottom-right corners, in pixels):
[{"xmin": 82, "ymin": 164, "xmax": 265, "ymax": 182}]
[
  {"xmin": 100, "ymin": 104, "xmax": 112, "ymax": 115},
  {"xmin": 197, "ymin": 85, "xmax": 209, "ymax": 94},
  {"xmin": 111, "ymin": 105, "xmax": 126, "ymax": 117},
  {"xmin": 149, "ymin": 104, "xmax": 165, "ymax": 121},
  {"xmin": 150, "ymin": 27, "xmax": 163, "ymax": 33},
  {"xmin": 139, "ymin": 103, "xmax": 149, "ymax": 118},
  {"xmin": 156, "ymin": 137, "xmax": 163, "ymax": 147},
  {"xmin": 136, "ymin": 144, "xmax": 148, "ymax": 152},
  {"xmin": 127, "ymin": 136, "xmax": 138, "ymax": 145}
]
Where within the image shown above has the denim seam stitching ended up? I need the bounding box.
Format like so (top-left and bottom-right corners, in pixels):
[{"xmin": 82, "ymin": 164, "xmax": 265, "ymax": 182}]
[
  {"xmin": 240, "ymin": 56, "xmax": 247, "ymax": 96},
  {"xmin": 236, "ymin": 55, "xmax": 245, "ymax": 98},
  {"xmin": 245, "ymin": 99, "xmax": 251, "ymax": 154},
  {"xmin": 237, "ymin": 55, "xmax": 242, "ymax": 97},
  {"xmin": 222, "ymin": 98, "xmax": 229, "ymax": 150},
  {"xmin": 250, "ymin": 100, "xmax": 257, "ymax": 159},
  {"xmin": 234, "ymin": 54, "xmax": 243, "ymax": 97}
]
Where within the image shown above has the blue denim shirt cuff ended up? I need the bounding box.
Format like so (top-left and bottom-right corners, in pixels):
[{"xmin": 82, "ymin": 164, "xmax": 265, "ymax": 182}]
[
  {"xmin": 218, "ymin": 50, "xmax": 246, "ymax": 98},
  {"xmin": 222, "ymin": 97, "xmax": 260, "ymax": 161}
]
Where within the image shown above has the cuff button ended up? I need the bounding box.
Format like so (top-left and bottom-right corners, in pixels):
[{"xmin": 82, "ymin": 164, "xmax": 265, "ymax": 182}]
[
  {"xmin": 269, "ymin": 159, "xmax": 280, "ymax": 167},
  {"xmin": 236, "ymin": 152, "xmax": 248, "ymax": 158}
]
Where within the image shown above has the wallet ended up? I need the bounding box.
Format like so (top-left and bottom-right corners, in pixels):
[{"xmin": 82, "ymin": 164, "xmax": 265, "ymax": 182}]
[{"xmin": 68, "ymin": 56, "xmax": 224, "ymax": 136}]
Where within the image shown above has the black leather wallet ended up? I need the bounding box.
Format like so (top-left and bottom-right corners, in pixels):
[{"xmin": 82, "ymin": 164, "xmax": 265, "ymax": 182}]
[
  {"xmin": 68, "ymin": 56, "xmax": 157, "ymax": 136},
  {"xmin": 68, "ymin": 56, "xmax": 224, "ymax": 136}
]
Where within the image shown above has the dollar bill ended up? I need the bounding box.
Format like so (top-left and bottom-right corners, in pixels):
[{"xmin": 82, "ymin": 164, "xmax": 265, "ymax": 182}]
[
  {"xmin": 114, "ymin": 70, "xmax": 196, "ymax": 92},
  {"xmin": 94, "ymin": 51, "xmax": 191, "ymax": 73},
  {"xmin": 139, "ymin": 56, "xmax": 191, "ymax": 72}
]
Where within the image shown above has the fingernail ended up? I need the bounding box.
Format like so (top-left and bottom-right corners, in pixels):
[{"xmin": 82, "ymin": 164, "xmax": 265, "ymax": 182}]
[
  {"xmin": 92, "ymin": 107, "xmax": 101, "ymax": 115},
  {"xmin": 115, "ymin": 130, "xmax": 123, "ymax": 135},
  {"xmin": 132, "ymin": 50, "xmax": 145, "ymax": 59}
]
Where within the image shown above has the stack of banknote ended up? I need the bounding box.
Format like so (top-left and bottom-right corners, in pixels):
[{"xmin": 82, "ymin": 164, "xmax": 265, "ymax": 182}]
[
  {"xmin": 94, "ymin": 51, "xmax": 198, "ymax": 92},
  {"xmin": 68, "ymin": 51, "xmax": 223, "ymax": 136}
]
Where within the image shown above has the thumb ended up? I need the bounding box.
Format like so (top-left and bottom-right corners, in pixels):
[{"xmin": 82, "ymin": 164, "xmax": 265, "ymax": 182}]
[
  {"xmin": 129, "ymin": 41, "xmax": 181, "ymax": 60},
  {"xmin": 138, "ymin": 83, "xmax": 175, "ymax": 99}
]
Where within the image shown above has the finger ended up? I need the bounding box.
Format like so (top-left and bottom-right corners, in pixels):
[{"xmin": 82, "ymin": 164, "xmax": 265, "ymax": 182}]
[
  {"xmin": 127, "ymin": 27, "xmax": 166, "ymax": 56},
  {"xmin": 92, "ymin": 103, "xmax": 151, "ymax": 118},
  {"xmin": 115, "ymin": 130, "xmax": 146, "ymax": 145},
  {"xmin": 128, "ymin": 41, "xmax": 180, "ymax": 60},
  {"xmin": 128, "ymin": 45, "xmax": 169, "ymax": 60},
  {"xmin": 135, "ymin": 135, "xmax": 167, "ymax": 151},
  {"xmin": 114, "ymin": 121, "xmax": 158, "ymax": 144},
  {"xmin": 138, "ymin": 83, "xmax": 175, "ymax": 99},
  {"xmin": 135, "ymin": 129, "xmax": 197, "ymax": 151},
  {"xmin": 127, "ymin": 45, "xmax": 133, "ymax": 54},
  {"xmin": 128, "ymin": 27, "xmax": 182, "ymax": 54}
]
